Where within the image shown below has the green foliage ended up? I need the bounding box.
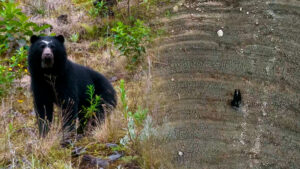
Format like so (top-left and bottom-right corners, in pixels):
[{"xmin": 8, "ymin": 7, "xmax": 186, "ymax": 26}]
[
  {"xmin": 165, "ymin": 9, "xmax": 171, "ymax": 18},
  {"xmin": 0, "ymin": 1, "xmax": 49, "ymax": 98},
  {"xmin": 80, "ymin": 23, "xmax": 99, "ymax": 39},
  {"xmin": 118, "ymin": 80, "xmax": 148, "ymax": 147},
  {"xmin": 81, "ymin": 85, "xmax": 101, "ymax": 126},
  {"xmin": 70, "ymin": 33, "xmax": 79, "ymax": 43},
  {"xmin": 110, "ymin": 144, "xmax": 127, "ymax": 152},
  {"xmin": 121, "ymin": 155, "xmax": 138, "ymax": 163},
  {"xmin": 0, "ymin": 1, "xmax": 50, "ymax": 56},
  {"xmin": 88, "ymin": 0, "xmax": 109, "ymax": 17},
  {"xmin": 119, "ymin": 79, "xmax": 129, "ymax": 119},
  {"xmin": 128, "ymin": 107, "xmax": 148, "ymax": 127},
  {"xmin": 0, "ymin": 47, "xmax": 28, "ymax": 97},
  {"xmin": 110, "ymin": 20, "xmax": 151, "ymax": 70}
]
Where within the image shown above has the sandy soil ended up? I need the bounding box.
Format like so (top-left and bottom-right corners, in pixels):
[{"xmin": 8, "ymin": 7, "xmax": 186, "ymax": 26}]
[{"xmin": 151, "ymin": 0, "xmax": 300, "ymax": 168}]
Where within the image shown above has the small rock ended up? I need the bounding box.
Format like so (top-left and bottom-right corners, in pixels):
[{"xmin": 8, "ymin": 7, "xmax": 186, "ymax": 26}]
[
  {"xmin": 217, "ymin": 29, "xmax": 224, "ymax": 37},
  {"xmin": 240, "ymin": 7, "xmax": 242, "ymax": 11},
  {"xmin": 110, "ymin": 76, "xmax": 118, "ymax": 82},
  {"xmin": 246, "ymin": 11, "xmax": 249, "ymax": 15},
  {"xmin": 173, "ymin": 5, "xmax": 178, "ymax": 12},
  {"xmin": 108, "ymin": 151, "xmax": 123, "ymax": 162},
  {"xmin": 81, "ymin": 155, "xmax": 109, "ymax": 168},
  {"xmin": 72, "ymin": 147, "xmax": 86, "ymax": 157},
  {"xmin": 106, "ymin": 143, "xmax": 118, "ymax": 148},
  {"xmin": 171, "ymin": 77, "xmax": 175, "ymax": 81},
  {"xmin": 178, "ymin": 151, "xmax": 183, "ymax": 156}
]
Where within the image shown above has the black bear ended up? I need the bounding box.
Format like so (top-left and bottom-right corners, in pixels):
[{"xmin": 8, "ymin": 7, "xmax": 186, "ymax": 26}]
[
  {"xmin": 28, "ymin": 35, "xmax": 116, "ymax": 137},
  {"xmin": 231, "ymin": 89, "xmax": 242, "ymax": 108}
]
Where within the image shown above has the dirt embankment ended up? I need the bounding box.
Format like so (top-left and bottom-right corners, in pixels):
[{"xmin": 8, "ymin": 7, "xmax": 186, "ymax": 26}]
[{"xmin": 151, "ymin": 0, "xmax": 300, "ymax": 168}]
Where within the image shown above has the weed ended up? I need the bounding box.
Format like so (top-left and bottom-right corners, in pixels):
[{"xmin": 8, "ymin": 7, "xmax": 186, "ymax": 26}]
[
  {"xmin": 118, "ymin": 79, "xmax": 149, "ymax": 147},
  {"xmin": 80, "ymin": 23, "xmax": 99, "ymax": 39},
  {"xmin": 81, "ymin": 84, "xmax": 101, "ymax": 128},
  {"xmin": 165, "ymin": 9, "xmax": 171, "ymax": 18},
  {"xmin": 0, "ymin": 47, "xmax": 28, "ymax": 97},
  {"xmin": 88, "ymin": 0, "xmax": 109, "ymax": 17},
  {"xmin": 0, "ymin": 1, "xmax": 49, "ymax": 99},
  {"xmin": 110, "ymin": 20, "xmax": 151, "ymax": 70},
  {"xmin": 0, "ymin": 1, "xmax": 50, "ymax": 56},
  {"xmin": 70, "ymin": 33, "xmax": 80, "ymax": 43}
]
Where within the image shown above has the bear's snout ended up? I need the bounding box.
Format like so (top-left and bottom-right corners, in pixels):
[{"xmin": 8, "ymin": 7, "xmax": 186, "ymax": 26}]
[{"xmin": 41, "ymin": 47, "xmax": 54, "ymax": 68}]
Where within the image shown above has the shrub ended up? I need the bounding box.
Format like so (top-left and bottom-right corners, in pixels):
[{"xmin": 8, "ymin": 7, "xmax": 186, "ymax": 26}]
[
  {"xmin": 0, "ymin": 47, "xmax": 28, "ymax": 97},
  {"xmin": 0, "ymin": 1, "xmax": 49, "ymax": 98},
  {"xmin": 110, "ymin": 20, "xmax": 151, "ymax": 70},
  {"xmin": 0, "ymin": 1, "xmax": 50, "ymax": 56},
  {"xmin": 81, "ymin": 84, "xmax": 101, "ymax": 127},
  {"xmin": 88, "ymin": 0, "xmax": 109, "ymax": 17},
  {"xmin": 118, "ymin": 79, "xmax": 148, "ymax": 146},
  {"xmin": 70, "ymin": 33, "xmax": 79, "ymax": 43}
]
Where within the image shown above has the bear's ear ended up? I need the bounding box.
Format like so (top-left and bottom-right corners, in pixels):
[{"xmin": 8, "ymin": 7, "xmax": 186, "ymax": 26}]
[
  {"xmin": 30, "ymin": 35, "xmax": 40, "ymax": 44},
  {"xmin": 55, "ymin": 35, "xmax": 65, "ymax": 43}
]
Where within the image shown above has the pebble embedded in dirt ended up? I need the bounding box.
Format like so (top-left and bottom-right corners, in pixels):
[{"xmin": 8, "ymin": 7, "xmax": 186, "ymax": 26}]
[
  {"xmin": 173, "ymin": 5, "xmax": 178, "ymax": 12},
  {"xmin": 178, "ymin": 151, "xmax": 183, "ymax": 156},
  {"xmin": 217, "ymin": 29, "xmax": 224, "ymax": 37},
  {"xmin": 80, "ymin": 155, "xmax": 109, "ymax": 168}
]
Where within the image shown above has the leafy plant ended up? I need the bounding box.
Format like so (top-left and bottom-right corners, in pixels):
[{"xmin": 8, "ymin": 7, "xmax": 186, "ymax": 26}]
[
  {"xmin": 0, "ymin": 1, "xmax": 50, "ymax": 56},
  {"xmin": 0, "ymin": 47, "xmax": 28, "ymax": 97},
  {"xmin": 0, "ymin": 1, "xmax": 49, "ymax": 98},
  {"xmin": 110, "ymin": 20, "xmax": 151, "ymax": 70},
  {"xmin": 0, "ymin": 65, "xmax": 14, "ymax": 97},
  {"xmin": 81, "ymin": 85, "xmax": 101, "ymax": 127},
  {"xmin": 70, "ymin": 33, "xmax": 79, "ymax": 43},
  {"xmin": 118, "ymin": 80, "xmax": 148, "ymax": 146},
  {"xmin": 80, "ymin": 23, "xmax": 99, "ymax": 39},
  {"xmin": 88, "ymin": 0, "xmax": 109, "ymax": 17}
]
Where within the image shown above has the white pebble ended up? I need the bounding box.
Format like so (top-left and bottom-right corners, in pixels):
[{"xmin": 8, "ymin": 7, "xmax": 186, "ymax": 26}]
[
  {"xmin": 240, "ymin": 7, "xmax": 243, "ymax": 11},
  {"xmin": 217, "ymin": 29, "xmax": 223, "ymax": 37},
  {"xmin": 178, "ymin": 151, "xmax": 183, "ymax": 156},
  {"xmin": 247, "ymin": 11, "xmax": 249, "ymax": 15},
  {"xmin": 173, "ymin": 5, "xmax": 178, "ymax": 12},
  {"xmin": 171, "ymin": 77, "xmax": 175, "ymax": 81}
]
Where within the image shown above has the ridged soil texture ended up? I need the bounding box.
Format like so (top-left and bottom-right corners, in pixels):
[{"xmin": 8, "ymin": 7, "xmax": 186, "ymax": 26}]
[{"xmin": 151, "ymin": 0, "xmax": 300, "ymax": 168}]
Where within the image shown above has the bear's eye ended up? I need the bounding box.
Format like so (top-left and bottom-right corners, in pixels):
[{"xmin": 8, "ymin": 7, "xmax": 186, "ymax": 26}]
[
  {"xmin": 40, "ymin": 44, "xmax": 46, "ymax": 48},
  {"xmin": 49, "ymin": 44, "xmax": 55, "ymax": 49}
]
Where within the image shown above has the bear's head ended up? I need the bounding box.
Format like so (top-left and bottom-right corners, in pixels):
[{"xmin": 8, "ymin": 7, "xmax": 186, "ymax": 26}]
[{"xmin": 28, "ymin": 35, "xmax": 67, "ymax": 75}]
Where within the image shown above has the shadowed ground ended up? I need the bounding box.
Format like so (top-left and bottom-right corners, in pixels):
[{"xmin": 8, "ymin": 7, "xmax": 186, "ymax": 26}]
[{"xmin": 151, "ymin": 0, "xmax": 300, "ymax": 168}]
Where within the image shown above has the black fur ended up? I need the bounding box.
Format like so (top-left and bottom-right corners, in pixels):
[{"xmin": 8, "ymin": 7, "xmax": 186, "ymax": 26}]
[
  {"xmin": 28, "ymin": 35, "xmax": 116, "ymax": 136},
  {"xmin": 231, "ymin": 89, "xmax": 242, "ymax": 108}
]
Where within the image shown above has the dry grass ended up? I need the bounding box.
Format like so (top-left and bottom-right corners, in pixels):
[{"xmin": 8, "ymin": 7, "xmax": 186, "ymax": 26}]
[
  {"xmin": 0, "ymin": 98, "xmax": 73, "ymax": 168},
  {"xmin": 91, "ymin": 109, "xmax": 126, "ymax": 143}
]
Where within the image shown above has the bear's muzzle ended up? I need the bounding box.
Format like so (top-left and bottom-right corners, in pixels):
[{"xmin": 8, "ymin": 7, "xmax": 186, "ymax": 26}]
[{"xmin": 41, "ymin": 47, "xmax": 54, "ymax": 68}]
